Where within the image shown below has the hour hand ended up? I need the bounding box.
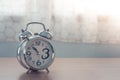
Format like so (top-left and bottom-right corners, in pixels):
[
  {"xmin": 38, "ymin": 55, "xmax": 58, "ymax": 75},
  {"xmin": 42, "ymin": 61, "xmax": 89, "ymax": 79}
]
[{"xmin": 32, "ymin": 47, "xmax": 39, "ymax": 55}]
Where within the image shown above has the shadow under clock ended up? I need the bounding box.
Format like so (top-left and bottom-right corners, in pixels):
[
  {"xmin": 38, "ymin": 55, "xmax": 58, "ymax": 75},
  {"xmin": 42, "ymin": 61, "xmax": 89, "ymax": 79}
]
[{"xmin": 19, "ymin": 71, "xmax": 52, "ymax": 80}]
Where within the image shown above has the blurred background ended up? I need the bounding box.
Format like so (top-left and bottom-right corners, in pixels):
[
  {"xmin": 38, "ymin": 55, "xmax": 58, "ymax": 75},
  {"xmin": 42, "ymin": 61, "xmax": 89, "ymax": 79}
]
[{"xmin": 0, "ymin": 0, "xmax": 120, "ymax": 57}]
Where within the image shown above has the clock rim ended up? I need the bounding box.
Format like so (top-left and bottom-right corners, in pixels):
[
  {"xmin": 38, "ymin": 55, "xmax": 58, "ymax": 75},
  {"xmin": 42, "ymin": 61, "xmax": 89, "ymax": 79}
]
[{"xmin": 17, "ymin": 40, "xmax": 30, "ymax": 69}]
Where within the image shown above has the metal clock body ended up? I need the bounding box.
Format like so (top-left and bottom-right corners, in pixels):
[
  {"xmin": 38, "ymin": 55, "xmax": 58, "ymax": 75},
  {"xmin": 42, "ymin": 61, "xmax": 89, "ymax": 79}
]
[{"xmin": 17, "ymin": 22, "xmax": 55, "ymax": 73}]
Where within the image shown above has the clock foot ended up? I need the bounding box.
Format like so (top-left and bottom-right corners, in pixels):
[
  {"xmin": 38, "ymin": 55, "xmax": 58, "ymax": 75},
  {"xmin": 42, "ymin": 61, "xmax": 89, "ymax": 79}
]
[
  {"xmin": 26, "ymin": 68, "xmax": 49, "ymax": 74},
  {"xmin": 46, "ymin": 68, "xmax": 49, "ymax": 73},
  {"xmin": 26, "ymin": 69, "xmax": 38, "ymax": 74}
]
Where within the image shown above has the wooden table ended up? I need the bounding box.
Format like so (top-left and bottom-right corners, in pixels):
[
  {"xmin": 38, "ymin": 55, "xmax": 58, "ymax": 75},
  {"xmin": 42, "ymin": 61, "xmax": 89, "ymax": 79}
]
[{"xmin": 0, "ymin": 58, "xmax": 120, "ymax": 80}]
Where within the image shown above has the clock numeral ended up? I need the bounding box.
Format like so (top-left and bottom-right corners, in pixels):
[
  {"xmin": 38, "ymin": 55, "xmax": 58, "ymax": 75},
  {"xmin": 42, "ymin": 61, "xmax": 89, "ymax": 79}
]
[
  {"xmin": 43, "ymin": 61, "xmax": 45, "ymax": 63},
  {"xmin": 28, "ymin": 56, "xmax": 32, "ymax": 61},
  {"xmin": 26, "ymin": 51, "xmax": 32, "ymax": 61},
  {"xmin": 42, "ymin": 48, "xmax": 49, "ymax": 59},
  {"xmin": 36, "ymin": 60, "xmax": 41, "ymax": 66},
  {"xmin": 27, "ymin": 47, "xmax": 31, "ymax": 50},
  {"xmin": 32, "ymin": 43, "xmax": 35, "ymax": 47},
  {"xmin": 32, "ymin": 61, "xmax": 35, "ymax": 64},
  {"xmin": 26, "ymin": 51, "xmax": 31, "ymax": 56},
  {"xmin": 35, "ymin": 41, "xmax": 41, "ymax": 46},
  {"xmin": 42, "ymin": 43, "xmax": 44, "ymax": 47}
]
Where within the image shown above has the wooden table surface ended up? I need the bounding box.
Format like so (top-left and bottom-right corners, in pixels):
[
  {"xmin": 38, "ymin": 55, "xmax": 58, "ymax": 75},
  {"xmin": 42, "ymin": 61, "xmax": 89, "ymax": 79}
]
[{"xmin": 0, "ymin": 58, "xmax": 120, "ymax": 80}]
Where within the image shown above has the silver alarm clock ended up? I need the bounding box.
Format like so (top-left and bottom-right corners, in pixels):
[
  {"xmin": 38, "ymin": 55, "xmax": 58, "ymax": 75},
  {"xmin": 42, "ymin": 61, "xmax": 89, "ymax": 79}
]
[{"xmin": 17, "ymin": 22, "xmax": 55, "ymax": 73}]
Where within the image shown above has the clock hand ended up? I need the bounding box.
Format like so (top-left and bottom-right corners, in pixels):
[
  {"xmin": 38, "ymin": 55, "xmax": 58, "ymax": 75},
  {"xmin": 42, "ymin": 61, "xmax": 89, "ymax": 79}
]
[{"xmin": 32, "ymin": 47, "xmax": 39, "ymax": 55}]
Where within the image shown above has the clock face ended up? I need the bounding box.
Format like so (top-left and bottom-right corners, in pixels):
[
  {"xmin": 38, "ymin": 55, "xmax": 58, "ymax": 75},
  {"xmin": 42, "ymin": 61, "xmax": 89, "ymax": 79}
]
[{"xmin": 24, "ymin": 37, "xmax": 54, "ymax": 70}]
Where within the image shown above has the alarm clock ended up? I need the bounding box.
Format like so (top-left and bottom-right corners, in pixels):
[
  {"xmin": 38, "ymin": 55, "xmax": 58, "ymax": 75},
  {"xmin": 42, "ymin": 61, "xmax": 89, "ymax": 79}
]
[{"xmin": 17, "ymin": 22, "xmax": 55, "ymax": 73}]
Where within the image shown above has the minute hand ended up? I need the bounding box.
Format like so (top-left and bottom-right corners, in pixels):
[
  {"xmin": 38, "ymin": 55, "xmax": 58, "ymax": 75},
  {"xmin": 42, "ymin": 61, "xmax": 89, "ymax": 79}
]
[{"xmin": 32, "ymin": 47, "xmax": 39, "ymax": 54}]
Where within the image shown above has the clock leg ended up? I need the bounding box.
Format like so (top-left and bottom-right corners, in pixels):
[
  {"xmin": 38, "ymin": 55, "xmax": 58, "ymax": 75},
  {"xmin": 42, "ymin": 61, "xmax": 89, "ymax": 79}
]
[
  {"xmin": 26, "ymin": 69, "xmax": 38, "ymax": 74},
  {"xmin": 26, "ymin": 68, "xmax": 49, "ymax": 74},
  {"xmin": 46, "ymin": 68, "xmax": 49, "ymax": 73},
  {"xmin": 26, "ymin": 69, "xmax": 32, "ymax": 74}
]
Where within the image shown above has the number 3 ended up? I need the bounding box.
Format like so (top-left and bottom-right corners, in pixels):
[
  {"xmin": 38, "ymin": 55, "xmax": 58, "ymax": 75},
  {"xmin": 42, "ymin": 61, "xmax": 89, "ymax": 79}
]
[{"xmin": 42, "ymin": 48, "xmax": 49, "ymax": 59}]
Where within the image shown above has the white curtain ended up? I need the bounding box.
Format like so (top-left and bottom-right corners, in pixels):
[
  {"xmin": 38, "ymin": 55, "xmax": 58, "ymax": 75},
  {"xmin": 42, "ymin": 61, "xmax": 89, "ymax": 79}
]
[
  {"xmin": 0, "ymin": 0, "xmax": 120, "ymax": 44},
  {"xmin": 51, "ymin": 0, "xmax": 120, "ymax": 44},
  {"xmin": 0, "ymin": 0, "xmax": 51, "ymax": 41}
]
